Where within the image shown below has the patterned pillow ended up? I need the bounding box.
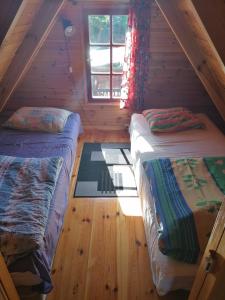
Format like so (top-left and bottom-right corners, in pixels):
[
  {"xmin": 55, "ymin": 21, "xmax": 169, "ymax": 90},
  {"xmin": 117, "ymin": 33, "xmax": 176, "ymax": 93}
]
[
  {"xmin": 142, "ymin": 107, "xmax": 189, "ymax": 118},
  {"xmin": 3, "ymin": 107, "xmax": 72, "ymax": 133},
  {"xmin": 142, "ymin": 108, "xmax": 205, "ymax": 132}
]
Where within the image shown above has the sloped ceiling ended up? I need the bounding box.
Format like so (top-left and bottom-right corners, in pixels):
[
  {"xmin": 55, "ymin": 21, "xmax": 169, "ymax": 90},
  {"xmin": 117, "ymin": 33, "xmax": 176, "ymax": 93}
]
[
  {"xmin": 0, "ymin": 0, "xmax": 224, "ymax": 124},
  {"xmin": 156, "ymin": 0, "xmax": 225, "ymax": 121}
]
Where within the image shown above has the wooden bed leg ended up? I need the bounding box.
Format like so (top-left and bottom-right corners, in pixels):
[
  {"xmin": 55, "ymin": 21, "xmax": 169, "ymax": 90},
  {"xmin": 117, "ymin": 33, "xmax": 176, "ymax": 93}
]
[{"xmin": 0, "ymin": 252, "xmax": 20, "ymax": 300}]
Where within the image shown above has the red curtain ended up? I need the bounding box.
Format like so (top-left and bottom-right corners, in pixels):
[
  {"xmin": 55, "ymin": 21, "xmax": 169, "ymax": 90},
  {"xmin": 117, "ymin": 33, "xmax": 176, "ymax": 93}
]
[{"xmin": 120, "ymin": 0, "xmax": 151, "ymax": 112}]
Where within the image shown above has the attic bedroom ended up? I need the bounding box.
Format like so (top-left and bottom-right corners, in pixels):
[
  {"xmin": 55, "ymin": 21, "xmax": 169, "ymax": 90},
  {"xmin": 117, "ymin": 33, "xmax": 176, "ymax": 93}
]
[{"xmin": 0, "ymin": 1, "xmax": 224, "ymax": 300}]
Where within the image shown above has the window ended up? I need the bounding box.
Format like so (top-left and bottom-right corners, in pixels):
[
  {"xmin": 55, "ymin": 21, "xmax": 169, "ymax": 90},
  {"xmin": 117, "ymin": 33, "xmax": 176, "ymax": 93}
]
[{"xmin": 84, "ymin": 8, "xmax": 128, "ymax": 102}]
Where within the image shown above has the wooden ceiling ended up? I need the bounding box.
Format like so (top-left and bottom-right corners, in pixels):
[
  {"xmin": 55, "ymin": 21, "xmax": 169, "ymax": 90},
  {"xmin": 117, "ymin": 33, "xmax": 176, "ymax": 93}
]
[
  {"xmin": 0, "ymin": 0, "xmax": 224, "ymax": 121},
  {"xmin": 0, "ymin": 0, "xmax": 44, "ymax": 83}
]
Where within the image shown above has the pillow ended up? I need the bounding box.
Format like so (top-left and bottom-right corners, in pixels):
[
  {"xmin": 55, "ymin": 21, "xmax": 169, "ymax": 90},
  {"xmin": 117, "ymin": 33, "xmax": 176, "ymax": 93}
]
[
  {"xmin": 142, "ymin": 108, "xmax": 205, "ymax": 132},
  {"xmin": 142, "ymin": 107, "xmax": 189, "ymax": 119},
  {"xmin": 3, "ymin": 107, "xmax": 72, "ymax": 133}
]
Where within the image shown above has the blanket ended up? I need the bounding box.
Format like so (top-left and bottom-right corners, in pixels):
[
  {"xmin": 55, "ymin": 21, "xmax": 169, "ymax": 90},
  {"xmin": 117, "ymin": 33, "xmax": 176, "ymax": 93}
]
[
  {"xmin": 0, "ymin": 155, "xmax": 63, "ymax": 259},
  {"xmin": 143, "ymin": 157, "xmax": 225, "ymax": 264}
]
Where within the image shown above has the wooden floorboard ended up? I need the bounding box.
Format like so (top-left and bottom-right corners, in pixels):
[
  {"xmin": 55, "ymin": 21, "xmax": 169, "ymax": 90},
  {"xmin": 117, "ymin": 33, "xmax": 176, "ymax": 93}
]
[{"xmin": 47, "ymin": 130, "xmax": 189, "ymax": 300}]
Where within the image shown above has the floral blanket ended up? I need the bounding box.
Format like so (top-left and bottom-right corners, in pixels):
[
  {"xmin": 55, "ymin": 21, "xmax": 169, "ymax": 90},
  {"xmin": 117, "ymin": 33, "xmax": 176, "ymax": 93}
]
[
  {"xmin": 0, "ymin": 155, "xmax": 63, "ymax": 259},
  {"xmin": 143, "ymin": 157, "xmax": 225, "ymax": 264}
]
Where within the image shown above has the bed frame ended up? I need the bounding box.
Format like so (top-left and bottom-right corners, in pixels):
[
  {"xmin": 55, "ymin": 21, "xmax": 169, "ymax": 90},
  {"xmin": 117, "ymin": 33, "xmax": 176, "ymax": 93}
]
[{"xmin": 0, "ymin": 253, "xmax": 20, "ymax": 300}]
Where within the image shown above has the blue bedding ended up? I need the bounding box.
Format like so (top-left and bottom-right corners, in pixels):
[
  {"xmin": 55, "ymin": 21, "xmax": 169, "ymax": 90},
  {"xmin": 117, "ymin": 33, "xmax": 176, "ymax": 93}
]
[
  {"xmin": 0, "ymin": 155, "xmax": 63, "ymax": 259},
  {"xmin": 0, "ymin": 113, "xmax": 82, "ymax": 293}
]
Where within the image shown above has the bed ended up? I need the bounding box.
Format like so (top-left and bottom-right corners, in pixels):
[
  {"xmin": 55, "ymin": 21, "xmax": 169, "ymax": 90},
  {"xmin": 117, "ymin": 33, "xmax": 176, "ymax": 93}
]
[
  {"xmin": 0, "ymin": 112, "xmax": 82, "ymax": 294},
  {"xmin": 129, "ymin": 113, "xmax": 225, "ymax": 295}
]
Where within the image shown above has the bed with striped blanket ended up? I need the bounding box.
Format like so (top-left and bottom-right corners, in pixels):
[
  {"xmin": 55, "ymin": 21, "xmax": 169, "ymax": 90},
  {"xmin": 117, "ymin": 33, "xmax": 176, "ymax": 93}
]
[{"xmin": 143, "ymin": 157, "xmax": 225, "ymax": 264}]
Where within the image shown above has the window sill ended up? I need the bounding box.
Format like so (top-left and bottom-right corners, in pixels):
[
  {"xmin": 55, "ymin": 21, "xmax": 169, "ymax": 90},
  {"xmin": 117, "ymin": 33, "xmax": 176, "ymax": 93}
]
[{"xmin": 86, "ymin": 101, "xmax": 121, "ymax": 107}]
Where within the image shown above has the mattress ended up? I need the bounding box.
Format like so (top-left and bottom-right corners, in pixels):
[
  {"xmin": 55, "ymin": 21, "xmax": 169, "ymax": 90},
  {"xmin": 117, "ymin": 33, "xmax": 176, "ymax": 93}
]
[
  {"xmin": 129, "ymin": 113, "xmax": 225, "ymax": 295},
  {"xmin": 0, "ymin": 113, "xmax": 82, "ymax": 294}
]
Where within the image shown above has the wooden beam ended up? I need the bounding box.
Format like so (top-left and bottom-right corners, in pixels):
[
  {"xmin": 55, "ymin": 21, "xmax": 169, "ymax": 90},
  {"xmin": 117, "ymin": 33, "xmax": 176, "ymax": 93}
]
[
  {"xmin": 0, "ymin": 0, "xmax": 22, "ymax": 45},
  {"xmin": 0, "ymin": 0, "xmax": 44, "ymax": 82},
  {"xmin": 0, "ymin": 0, "xmax": 66, "ymax": 112},
  {"xmin": 0, "ymin": 252, "xmax": 20, "ymax": 300},
  {"xmin": 191, "ymin": 0, "xmax": 225, "ymax": 65},
  {"xmin": 155, "ymin": 0, "xmax": 225, "ymax": 121}
]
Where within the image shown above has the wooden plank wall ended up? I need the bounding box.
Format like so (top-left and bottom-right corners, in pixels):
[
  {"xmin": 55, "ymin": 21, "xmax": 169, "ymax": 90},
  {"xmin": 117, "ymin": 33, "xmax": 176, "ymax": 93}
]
[
  {"xmin": 4, "ymin": 1, "xmax": 130, "ymax": 130},
  {"xmin": 154, "ymin": 0, "xmax": 225, "ymax": 132},
  {"xmin": 0, "ymin": 0, "xmax": 67, "ymax": 112},
  {"xmin": 145, "ymin": 2, "xmax": 215, "ymax": 112},
  {"xmin": 4, "ymin": 0, "xmax": 224, "ymax": 131}
]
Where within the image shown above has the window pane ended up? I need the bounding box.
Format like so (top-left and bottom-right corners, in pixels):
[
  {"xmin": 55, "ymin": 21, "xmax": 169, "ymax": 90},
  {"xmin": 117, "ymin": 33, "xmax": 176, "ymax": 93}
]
[
  {"xmin": 91, "ymin": 75, "xmax": 110, "ymax": 99},
  {"xmin": 112, "ymin": 15, "xmax": 128, "ymax": 44},
  {"xmin": 112, "ymin": 46, "xmax": 125, "ymax": 73},
  {"xmin": 89, "ymin": 15, "xmax": 110, "ymax": 44},
  {"xmin": 90, "ymin": 46, "xmax": 110, "ymax": 73},
  {"xmin": 112, "ymin": 75, "xmax": 122, "ymax": 99}
]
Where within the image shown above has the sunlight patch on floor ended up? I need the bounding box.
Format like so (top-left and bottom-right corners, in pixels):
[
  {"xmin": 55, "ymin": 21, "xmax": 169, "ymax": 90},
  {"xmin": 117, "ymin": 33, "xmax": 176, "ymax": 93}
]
[{"xmin": 118, "ymin": 197, "xmax": 142, "ymax": 217}]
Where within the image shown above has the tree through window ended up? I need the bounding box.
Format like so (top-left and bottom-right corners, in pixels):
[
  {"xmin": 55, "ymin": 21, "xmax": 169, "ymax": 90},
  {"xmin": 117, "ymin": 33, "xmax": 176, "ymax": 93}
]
[{"xmin": 84, "ymin": 8, "xmax": 128, "ymax": 102}]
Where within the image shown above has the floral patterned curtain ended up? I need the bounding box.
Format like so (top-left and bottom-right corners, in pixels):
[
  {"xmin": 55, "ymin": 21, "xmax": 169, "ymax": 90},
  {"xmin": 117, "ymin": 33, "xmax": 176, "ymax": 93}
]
[{"xmin": 120, "ymin": 0, "xmax": 151, "ymax": 111}]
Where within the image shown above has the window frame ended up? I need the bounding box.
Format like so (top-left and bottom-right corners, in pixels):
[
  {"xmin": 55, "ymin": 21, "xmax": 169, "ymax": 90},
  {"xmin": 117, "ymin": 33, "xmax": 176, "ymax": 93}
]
[{"xmin": 83, "ymin": 7, "xmax": 128, "ymax": 103}]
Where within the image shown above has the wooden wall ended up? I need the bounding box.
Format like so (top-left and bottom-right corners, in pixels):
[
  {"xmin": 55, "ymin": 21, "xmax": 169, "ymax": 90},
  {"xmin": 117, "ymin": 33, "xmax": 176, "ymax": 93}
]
[
  {"xmin": 4, "ymin": 0, "xmax": 224, "ymax": 131},
  {"xmin": 145, "ymin": 2, "xmax": 215, "ymax": 112},
  {"xmin": 5, "ymin": 1, "xmax": 130, "ymax": 130}
]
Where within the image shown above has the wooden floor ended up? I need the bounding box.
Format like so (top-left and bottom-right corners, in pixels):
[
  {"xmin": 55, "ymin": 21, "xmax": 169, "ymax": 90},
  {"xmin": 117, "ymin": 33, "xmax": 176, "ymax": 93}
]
[{"xmin": 47, "ymin": 130, "xmax": 189, "ymax": 300}]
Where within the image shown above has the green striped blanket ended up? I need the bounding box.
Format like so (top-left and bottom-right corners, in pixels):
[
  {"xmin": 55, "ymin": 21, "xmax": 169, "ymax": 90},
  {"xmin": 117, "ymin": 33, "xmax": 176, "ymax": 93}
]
[{"xmin": 143, "ymin": 157, "xmax": 225, "ymax": 264}]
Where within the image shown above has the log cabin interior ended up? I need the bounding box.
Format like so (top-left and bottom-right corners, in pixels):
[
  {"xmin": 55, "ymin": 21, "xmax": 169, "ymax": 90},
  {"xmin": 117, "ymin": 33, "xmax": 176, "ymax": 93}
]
[{"xmin": 0, "ymin": 0, "xmax": 225, "ymax": 300}]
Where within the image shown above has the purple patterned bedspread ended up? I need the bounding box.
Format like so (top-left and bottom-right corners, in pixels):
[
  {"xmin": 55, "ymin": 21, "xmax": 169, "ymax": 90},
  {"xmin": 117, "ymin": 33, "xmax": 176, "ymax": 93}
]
[
  {"xmin": 0, "ymin": 113, "xmax": 82, "ymax": 293},
  {"xmin": 0, "ymin": 155, "xmax": 63, "ymax": 259}
]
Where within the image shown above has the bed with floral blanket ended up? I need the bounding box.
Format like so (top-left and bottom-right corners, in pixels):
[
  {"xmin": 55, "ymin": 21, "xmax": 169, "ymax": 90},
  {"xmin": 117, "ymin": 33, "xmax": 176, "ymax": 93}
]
[
  {"xmin": 143, "ymin": 157, "xmax": 225, "ymax": 264},
  {"xmin": 130, "ymin": 113, "xmax": 225, "ymax": 295},
  {"xmin": 0, "ymin": 155, "xmax": 63, "ymax": 260}
]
